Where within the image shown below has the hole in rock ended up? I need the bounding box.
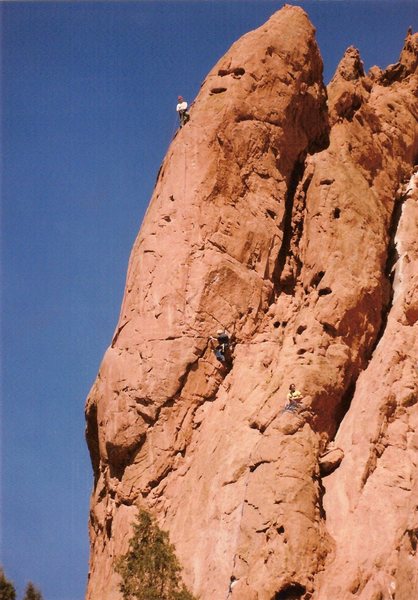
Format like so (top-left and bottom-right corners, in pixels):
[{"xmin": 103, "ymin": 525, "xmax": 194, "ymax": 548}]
[
  {"xmin": 273, "ymin": 321, "xmax": 281, "ymax": 328},
  {"xmin": 274, "ymin": 583, "xmax": 306, "ymax": 599},
  {"xmin": 86, "ymin": 404, "xmax": 100, "ymax": 484},
  {"xmin": 105, "ymin": 518, "xmax": 112, "ymax": 538},
  {"xmin": 333, "ymin": 207, "xmax": 341, "ymax": 219},
  {"xmin": 266, "ymin": 209, "xmax": 277, "ymax": 219},
  {"xmin": 277, "ymin": 526, "xmax": 285, "ymax": 534},
  {"xmin": 210, "ymin": 87, "xmax": 227, "ymax": 94},
  {"xmin": 310, "ymin": 271, "xmax": 325, "ymax": 288},
  {"xmin": 296, "ymin": 348, "xmax": 307, "ymax": 355},
  {"xmin": 401, "ymin": 393, "xmax": 418, "ymax": 408},
  {"xmin": 218, "ymin": 67, "xmax": 245, "ymax": 77},
  {"xmin": 407, "ymin": 528, "xmax": 418, "ymax": 551},
  {"xmin": 318, "ymin": 287, "xmax": 332, "ymax": 296},
  {"xmin": 322, "ymin": 322, "xmax": 337, "ymax": 336},
  {"xmin": 296, "ymin": 325, "xmax": 306, "ymax": 335},
  {"xmin": 258, "ymin": 172, "xmax": 271, "ymax": 180}
]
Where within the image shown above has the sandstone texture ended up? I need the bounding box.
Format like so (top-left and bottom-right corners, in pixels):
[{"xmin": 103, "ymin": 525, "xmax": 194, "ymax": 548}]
[{"xmin": 85, "ymin": 6, "xmax": 418, "ymax": 600}]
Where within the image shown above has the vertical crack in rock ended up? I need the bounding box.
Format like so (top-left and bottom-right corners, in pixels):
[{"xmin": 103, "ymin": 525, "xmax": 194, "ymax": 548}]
[
  {"xmin": 330, "ymin": 379, "xmax": 357, "ymax": 441},
  {"xmin": 272, "ymin": 159, "xmax": 306, "ymax": 296},
  {"xmin": 367, "ymin": 186, "xmax": 406, "ymax": 359}
]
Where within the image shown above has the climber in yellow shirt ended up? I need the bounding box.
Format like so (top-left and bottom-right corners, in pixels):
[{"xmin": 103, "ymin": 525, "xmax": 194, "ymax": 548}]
[{"xmin": 284, "ymin": 383, "xmax": 303, "ymax": 413}]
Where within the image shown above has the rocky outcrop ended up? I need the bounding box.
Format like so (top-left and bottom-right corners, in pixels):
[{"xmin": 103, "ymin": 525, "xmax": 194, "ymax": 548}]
[
  {"xmin": 318, "ymin": 443, "xmax": 344, "ymax": 476},
  {"xmin": 85, "ymin": 7, "xmax": 418, "ymax": 600}
]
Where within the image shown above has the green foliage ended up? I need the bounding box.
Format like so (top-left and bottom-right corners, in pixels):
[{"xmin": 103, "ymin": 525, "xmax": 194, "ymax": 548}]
[
  {"xmin": 22, "ymin": 583, "xmax": 43, "ymax": 600},
  {"xmin": 115, "ymin": 509, "xmax": 197, "ymax": 600},
  {"xmin": 0, "ymin": 568, "xmax": 16, "ymax": 600}
]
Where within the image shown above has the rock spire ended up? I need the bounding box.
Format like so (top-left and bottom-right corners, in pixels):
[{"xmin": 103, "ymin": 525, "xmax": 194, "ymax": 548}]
[{"xmin": 85, "ymin": 7, "xmax": 418, "ymax": 600}]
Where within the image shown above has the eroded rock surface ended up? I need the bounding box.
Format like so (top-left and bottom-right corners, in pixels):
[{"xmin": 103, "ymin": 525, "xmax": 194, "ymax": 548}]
[{"xmin": 85, "ymin": 7, "xmax": 418, "ymax": 600}]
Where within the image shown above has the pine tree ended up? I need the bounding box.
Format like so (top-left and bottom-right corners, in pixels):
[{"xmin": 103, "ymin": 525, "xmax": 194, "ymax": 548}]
[
  {"xmin": 115, "ymin": 509, "xmax": 196, "ymax": 600},
  {"xmin": 0, "ymin": 568, "xmax": 16, "ymax": 600},
  {"xmin": 22, "ymin": 582, "xmax": 43, "ymax": 600}
]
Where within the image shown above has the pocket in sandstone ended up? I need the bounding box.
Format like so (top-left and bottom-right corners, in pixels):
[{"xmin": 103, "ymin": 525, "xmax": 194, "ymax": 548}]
[{"xmin": 210, "ymin": 87, "xmax": 227, "ymax": 95}]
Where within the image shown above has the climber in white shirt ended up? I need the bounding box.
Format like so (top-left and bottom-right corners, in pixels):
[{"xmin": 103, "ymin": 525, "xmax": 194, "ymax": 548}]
[{"xmin": 176, "ymin": 95, "xmax": 190, "ymax": 128}]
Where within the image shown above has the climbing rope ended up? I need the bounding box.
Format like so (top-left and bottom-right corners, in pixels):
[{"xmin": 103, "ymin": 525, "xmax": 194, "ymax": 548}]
[
  {"xmin": 169, "ymin": 114, "xmax": 179, "ymax": 143},
  {"xmin": 183, "ymin": 127, "xmax": 188, "ymax": 202}
]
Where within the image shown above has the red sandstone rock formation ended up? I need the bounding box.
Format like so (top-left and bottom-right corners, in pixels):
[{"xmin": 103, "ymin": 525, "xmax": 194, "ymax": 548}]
[{"xmin": 85, "ymin": 6, "xmax": 418, "ymax": 600}]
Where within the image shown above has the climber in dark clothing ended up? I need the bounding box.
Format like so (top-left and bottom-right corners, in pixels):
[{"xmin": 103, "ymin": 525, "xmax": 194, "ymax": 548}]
[{"xmin": 210, "ymin": 329, "xmax": 231, "ymax": 363}]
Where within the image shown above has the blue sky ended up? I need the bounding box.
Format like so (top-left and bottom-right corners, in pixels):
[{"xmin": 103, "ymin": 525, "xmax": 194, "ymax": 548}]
[{"xmin": 1, "ymin": 1, "xmax": 417, "ymax": 599}]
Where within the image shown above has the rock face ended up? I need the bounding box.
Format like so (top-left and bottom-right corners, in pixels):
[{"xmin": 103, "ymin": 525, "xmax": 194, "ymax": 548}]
[{"xmin": 85, "ymin": 6, "xmax": 418, "ymax": 600}]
